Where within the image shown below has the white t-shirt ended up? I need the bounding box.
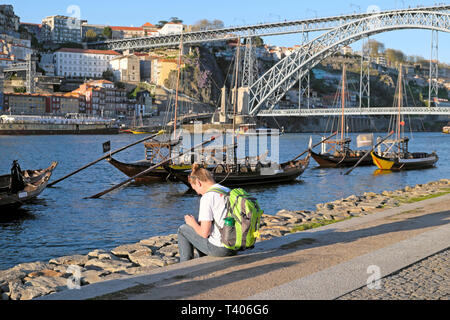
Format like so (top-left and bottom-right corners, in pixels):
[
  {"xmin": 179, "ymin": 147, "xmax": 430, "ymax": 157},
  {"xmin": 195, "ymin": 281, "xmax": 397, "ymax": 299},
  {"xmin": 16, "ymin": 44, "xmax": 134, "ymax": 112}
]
[{"xmin": 198, "ymin": 184, "xmax": 231, "ymax": 247}]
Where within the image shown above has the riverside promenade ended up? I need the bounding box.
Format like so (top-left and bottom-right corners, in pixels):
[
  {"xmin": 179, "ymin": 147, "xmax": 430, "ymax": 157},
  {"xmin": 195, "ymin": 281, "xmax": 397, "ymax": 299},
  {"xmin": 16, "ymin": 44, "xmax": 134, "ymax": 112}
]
[{"xmin": 37, "ymin": 185, "xmax": 450, "ymax": 301}]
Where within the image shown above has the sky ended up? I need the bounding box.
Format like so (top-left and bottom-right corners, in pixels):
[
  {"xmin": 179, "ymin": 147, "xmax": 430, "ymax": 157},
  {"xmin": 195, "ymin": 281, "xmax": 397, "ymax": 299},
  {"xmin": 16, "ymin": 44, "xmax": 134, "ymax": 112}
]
[{"xmin": 8, "ymin": 0, "xmax": 450, "ymax": 63}]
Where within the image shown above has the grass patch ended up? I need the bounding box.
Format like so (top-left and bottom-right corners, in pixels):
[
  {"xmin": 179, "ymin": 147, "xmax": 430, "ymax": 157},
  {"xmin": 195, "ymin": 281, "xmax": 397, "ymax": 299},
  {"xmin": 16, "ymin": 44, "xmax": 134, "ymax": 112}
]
[
  {"xmin": 290, "ymin": 219, "xmax": 340, "ymax": 233},
  {"xmin": 403, "ymin": 190, "xmax": 450, "ymax": 204}
]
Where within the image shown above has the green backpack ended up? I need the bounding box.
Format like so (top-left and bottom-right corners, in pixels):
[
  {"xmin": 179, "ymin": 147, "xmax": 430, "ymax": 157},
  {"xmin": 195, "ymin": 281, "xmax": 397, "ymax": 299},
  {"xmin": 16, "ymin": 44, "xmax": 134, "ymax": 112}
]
[{"xmin": 208, "ymin": 187, "xmax": 264, "ymax": 251}]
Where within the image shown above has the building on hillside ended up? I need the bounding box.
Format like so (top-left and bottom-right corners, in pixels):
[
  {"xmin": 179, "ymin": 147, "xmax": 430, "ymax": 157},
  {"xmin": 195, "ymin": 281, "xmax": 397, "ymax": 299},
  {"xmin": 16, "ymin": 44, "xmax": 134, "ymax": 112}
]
[
  {"xmin": 159, "ymin": 22, "xmax": 183, "ymax": 35},
  {"xmin": 20, "ymin": 22, "xmax": 44, "ymax": 42},
  {"xmin": 151, "ymin": 58, "xmax": 181, "ymax": 87},
  {"xmin": 109, "ymin": 54, "xmax": 140, "ymax": 84},
  {"xmin": 54, "ymin": 48, "xmax": 120, "ymax": 78},
  {"xmin": 133, "ymin": 52, "xmax": 152, "ymax": 82},
  {"xmin": 0, "ymin": 5, "xmax": 20, "ymax": 35},
  {"xmin": 3, "ymin": 93, "xmax": 47, "ymax": 114},
  {"xmin": 110, "ymin": 26, "xmax": 145, "ymax": 39},
  {"xmin": 71, "ymin": 80, "xmax": 128, "ymax": 117},
  {"xmin": 41, "ymin": 15, "xmax": 84, "ymax": 44},
  {"xmin": 142, "ymin": 22, "xmax": 159, "ymax": 36}
]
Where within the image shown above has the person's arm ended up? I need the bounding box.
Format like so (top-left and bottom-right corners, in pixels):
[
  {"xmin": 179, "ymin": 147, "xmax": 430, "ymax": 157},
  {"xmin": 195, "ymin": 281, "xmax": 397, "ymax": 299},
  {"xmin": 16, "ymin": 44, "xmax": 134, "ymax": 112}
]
[{"xmin": 184, "ymin": 215, "xmax": 212, "ymax": 239}]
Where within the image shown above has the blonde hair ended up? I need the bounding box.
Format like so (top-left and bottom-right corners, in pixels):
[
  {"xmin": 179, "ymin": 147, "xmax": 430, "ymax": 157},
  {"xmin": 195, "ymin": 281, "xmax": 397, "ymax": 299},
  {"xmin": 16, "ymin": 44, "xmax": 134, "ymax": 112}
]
[{"xmin": 188, "ymin": 163, "xmax": 215, "ymax": 184}]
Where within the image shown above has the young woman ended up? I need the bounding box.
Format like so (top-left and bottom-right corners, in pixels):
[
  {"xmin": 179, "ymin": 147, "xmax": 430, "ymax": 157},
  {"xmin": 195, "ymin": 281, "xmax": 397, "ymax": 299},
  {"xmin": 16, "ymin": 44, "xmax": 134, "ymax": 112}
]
[{"xmin": 177, "ymin": 164, "xmax": 236, "ymax": 262}]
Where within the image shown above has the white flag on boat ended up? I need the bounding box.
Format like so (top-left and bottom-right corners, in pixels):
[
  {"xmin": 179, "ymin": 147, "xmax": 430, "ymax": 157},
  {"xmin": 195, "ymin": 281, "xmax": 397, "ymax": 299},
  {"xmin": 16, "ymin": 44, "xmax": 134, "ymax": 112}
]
[
  {"xmin": 308, "ymin": 136, "xmax": 313, "ymax": 149},
  {"xmin": 357, "ymin": 133, "xmax": 374, "ymax": 148}
]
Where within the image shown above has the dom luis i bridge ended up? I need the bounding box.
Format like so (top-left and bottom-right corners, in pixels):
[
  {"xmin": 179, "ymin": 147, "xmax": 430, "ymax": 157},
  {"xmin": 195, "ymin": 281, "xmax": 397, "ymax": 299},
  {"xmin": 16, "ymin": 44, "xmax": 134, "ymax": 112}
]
[{"xmin": 90, "ymin": 5, "xmax": 450, "ymax": 119}]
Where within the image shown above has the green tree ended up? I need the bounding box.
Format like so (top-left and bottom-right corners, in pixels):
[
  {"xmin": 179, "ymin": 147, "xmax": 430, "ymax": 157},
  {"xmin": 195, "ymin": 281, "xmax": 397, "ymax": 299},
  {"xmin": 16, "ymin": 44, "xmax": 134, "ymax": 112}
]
[
  {"xmin": 363, "ymin": 39, "xmax": 385, "ymax": 57},
  {"xmin": 170, "ymin": 17, "xmax": 183, "ymax": 23},
  {"xmin": 102, "ymin": 27, "xmax": 112, "ymax": 39},
  {"xmin": 86, "ymin": 29, "xmax": 97, "ymax": 41}
]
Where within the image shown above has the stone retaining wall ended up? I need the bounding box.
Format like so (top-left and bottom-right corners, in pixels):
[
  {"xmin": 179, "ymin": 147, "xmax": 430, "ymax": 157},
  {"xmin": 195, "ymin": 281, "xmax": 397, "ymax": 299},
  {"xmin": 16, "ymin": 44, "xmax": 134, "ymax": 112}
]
[{"xmin": 1, "ymin": 178, "xmax": 449, "ymax": 300}]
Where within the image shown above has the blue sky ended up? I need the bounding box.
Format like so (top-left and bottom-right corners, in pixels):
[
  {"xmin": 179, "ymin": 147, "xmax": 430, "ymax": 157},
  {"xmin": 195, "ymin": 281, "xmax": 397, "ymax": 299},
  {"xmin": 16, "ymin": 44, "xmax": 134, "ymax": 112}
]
[{"xmin": 9, "ymin": 0, "xmax": 450, "ymax": 63}]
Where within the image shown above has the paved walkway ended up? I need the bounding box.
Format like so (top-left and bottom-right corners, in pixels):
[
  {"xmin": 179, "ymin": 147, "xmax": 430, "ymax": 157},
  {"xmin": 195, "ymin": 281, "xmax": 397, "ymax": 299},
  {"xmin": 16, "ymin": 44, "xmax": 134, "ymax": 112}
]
[{"xmin": 40, "ymin": 193, "xmax": 450, "ymax": 301}]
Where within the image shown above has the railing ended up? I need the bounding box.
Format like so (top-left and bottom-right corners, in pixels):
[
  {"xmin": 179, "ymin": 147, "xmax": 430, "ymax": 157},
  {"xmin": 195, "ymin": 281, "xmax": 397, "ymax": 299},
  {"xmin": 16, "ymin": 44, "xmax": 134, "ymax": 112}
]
[{"xmin": 257, "ymin": 107, "xmax": 450, "ymax": 116}]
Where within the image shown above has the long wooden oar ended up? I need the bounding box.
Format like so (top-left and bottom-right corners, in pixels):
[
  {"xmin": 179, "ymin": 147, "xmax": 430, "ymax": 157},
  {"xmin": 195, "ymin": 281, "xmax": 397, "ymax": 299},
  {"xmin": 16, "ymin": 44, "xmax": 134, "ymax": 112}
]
[
  {"xmin": 344, "ymin": 131, "xmax": 394, "ymax": 176},
  {"xmin": 48, "ymin": 130, "xmax": 165, "ymax": 187},
  {"xmin": 291, "ymin": 131, "xmax": 338, "ymax": 162},
  {"xmin": 87, "ymin": 136, "xmax": 217, "ymax": 199}
]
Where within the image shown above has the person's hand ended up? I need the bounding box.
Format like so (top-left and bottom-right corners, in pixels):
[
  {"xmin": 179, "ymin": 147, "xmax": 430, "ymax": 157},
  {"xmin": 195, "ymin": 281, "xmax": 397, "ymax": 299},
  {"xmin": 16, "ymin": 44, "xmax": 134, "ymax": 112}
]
[{"xmin": 184, "ymin": 215, "xmax": 197, "ymax": 227}]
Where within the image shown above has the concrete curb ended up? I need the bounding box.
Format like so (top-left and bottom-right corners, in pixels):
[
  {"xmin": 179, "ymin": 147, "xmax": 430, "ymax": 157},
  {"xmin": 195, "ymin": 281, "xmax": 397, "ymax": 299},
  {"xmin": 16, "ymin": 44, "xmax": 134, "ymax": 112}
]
[{"xmin": 39, "ymin": 193, "xmax": 450, "ymax": 300}]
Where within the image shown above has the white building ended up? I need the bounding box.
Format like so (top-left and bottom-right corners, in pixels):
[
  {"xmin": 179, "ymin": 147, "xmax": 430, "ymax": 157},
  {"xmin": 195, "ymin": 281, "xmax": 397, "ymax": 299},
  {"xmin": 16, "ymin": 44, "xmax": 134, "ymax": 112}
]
[
  {"xmin": 159, "ymin": 22, "xmax": 183, "ymax": 35},
  {"xmin": 41, "ymin": 15, "xmax": 84, "ymax": 44},
  {"xmin": 54, "ymin": 48, "xmax": 120, "ymax": 78},
  {"xmin": 109, "ymin": 54, "xmax": 140, "ymax": 83}
]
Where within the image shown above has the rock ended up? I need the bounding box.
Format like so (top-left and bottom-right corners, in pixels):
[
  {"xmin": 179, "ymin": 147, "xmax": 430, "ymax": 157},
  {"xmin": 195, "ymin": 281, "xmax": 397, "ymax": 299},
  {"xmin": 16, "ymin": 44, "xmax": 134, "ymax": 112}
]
[
  {"xmin": 49, "ymin": 255, "xmax": 88, "ymax": 267},
  {"xmin": 111, "ymin": 244, "xmax": 152, "ymax": 258},
  {"xmin": 80, "ymin": 269, "xmax": 110, "ymax": 285},
  {"xmin": 84, "ymin": 258, "xmax": 133, "ymax": 273},
  {"xmin": 26, "ymin": 269, "xmax": 64, "ymax": 279},
  {"xmin": 128, "ymin": 250, "xmax": 155, "ymax": 267},
  {"xmin": 0, "ymin": 269, "xmax": 27, "ymax": 287},
  {"xmin": 87, "ymin": 249, "xmax": 109, "ymax": 259},
  {"xmin": 139, "ymin": 235, "xmax": 177, "ymax": 248},
  {"xmin": 9, "ymin": 276, "xmax": 67, "ymax": 300},
  {"xmin": 158, "ymin": 244, "xmax": 179, "ymax": 257}
]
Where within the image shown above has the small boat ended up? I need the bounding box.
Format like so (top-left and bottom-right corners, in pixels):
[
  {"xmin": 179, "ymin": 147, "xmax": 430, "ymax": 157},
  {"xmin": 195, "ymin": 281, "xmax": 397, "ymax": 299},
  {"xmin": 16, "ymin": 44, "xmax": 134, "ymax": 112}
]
[
  {"xmin": 310, "ymin": 138, "xmax": 374, "ymax": 168},
  {"xmin": 371, "ymin": 65, "xmax": 439, "ymax": 171},
  {"xmin": 237, "ymin": 123, "xmax": 284, "ymax": 136},
  {"xmin": 164, "ymin": 153, "xmax": 311, "ymax": 188},
  {"xmin": 107, "ymin": 157, "xmax": 191, "ymax": 183},
  {"xmin": 371, "ymin": 138, "xmax": 438, "ymax": 170},
  {"xmin": 443, "ymin": 126, "xmax": 450, "ymax": 134},
  {"xmin": 310, "ymin": 65, "xmax": 373, "ymax": 168},
  {"xmin": 0, "ymin": 161, "xmax": 58, "ymax": 209}
]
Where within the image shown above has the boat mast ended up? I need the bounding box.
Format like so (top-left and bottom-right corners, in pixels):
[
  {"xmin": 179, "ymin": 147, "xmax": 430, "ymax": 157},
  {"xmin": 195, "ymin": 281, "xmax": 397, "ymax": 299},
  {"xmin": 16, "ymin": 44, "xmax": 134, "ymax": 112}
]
[
  {"xmin": 232, "ymin": 37, "xmax": 241, "ymax": 167},
  {"xmin": 397, "ymin": 64, "xmax": 403, "ymax": 154},
  {"xmin": 340, "ymin": 64, "xmax": 346, "ymax": 152},
  {"xmin": 173, "ymin": 32, "xmax": 184, "ymax": 140}
]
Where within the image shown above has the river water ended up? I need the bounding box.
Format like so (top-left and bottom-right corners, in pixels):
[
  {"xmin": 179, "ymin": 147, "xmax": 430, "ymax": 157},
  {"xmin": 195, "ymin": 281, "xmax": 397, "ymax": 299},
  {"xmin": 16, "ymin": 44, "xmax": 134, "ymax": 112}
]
[{"xmin": 0, "ymin": 132, "xmax": 448, "ymax": 270}]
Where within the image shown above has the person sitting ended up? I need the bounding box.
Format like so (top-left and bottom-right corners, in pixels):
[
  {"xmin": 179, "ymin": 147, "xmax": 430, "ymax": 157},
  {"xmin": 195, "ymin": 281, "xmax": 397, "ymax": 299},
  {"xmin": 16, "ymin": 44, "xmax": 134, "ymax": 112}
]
[{"xmin": 177, "ymin": 164, "xmax": 237, "ymax": 262}]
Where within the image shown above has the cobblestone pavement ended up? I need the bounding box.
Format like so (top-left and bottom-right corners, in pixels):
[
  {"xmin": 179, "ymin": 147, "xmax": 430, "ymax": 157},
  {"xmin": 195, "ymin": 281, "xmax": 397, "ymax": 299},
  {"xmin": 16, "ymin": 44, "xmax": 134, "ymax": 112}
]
[{"xmin": 338, "ymin": 248, "xmax": 450, "ymax": 300}]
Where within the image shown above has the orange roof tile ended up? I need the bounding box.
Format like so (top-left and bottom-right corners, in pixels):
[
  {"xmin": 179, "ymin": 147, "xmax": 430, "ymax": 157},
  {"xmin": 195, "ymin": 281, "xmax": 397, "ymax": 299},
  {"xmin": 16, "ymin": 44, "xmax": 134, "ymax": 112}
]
[{"xmin": 57, "ymin": 48, "xmax": 120, "ymax": 55}]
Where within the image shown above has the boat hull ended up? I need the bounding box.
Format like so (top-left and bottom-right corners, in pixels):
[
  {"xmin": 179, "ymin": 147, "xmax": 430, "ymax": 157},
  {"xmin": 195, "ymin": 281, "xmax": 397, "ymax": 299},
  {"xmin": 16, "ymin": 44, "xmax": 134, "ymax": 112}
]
[
  {"xmin": 0, "ymin": 162, "xmax": 58, "ymax": 209},
  {"xmin": 164, "ymin": 155, "xmax": 310, "ymax": 188},
  {"xmin": 371, "ymin": 152, "xmax": 439, "ymax": 170},
  {"xmin": 310, "ymin": 150, "xmax": 373, "ymax": 168},
  {"xmin": 106, "ymin": 157, "xmax": 191, "ymax": 182}
]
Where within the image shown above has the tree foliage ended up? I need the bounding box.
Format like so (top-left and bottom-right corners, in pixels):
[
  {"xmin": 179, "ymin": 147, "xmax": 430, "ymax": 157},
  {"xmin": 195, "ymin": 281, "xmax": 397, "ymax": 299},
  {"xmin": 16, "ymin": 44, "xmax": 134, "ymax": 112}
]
[{"xmin": 191, "ymin": 19, "xmax": 224, "ymax": 31}]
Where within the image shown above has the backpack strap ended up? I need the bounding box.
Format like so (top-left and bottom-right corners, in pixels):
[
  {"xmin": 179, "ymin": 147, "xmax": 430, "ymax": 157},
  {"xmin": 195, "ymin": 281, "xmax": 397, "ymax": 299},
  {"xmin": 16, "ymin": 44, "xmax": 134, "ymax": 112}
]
[{"xmin": 206, "ymin": 187, "xmax": 231, "ymax": 230}]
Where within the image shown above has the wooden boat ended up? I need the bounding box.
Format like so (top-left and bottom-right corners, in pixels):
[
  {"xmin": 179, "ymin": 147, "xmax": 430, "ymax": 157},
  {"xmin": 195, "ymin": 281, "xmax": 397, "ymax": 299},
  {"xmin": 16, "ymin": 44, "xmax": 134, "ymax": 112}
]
[
  {"xmin": 0, "ymin": 161, "xmax": 58, "ymax": 209},
  {"xmin": 164, "ymin": 153, "xmax": 311, "ymax": 188},
  {"xmin": 443, "ymin": 126, "xmax": 450, "ymax": 134},
  {"xmin": 371, "ymin": 65, "xmax": 439, "ymax": 171},
  {"xmin": 310, "ymin": 65, "xmax": 373, "ymax": 168},
  {"xmin": 107, "ymin": 157, "xmax": 191, "ymax": 183},
  {"xmin": 310, "ymin": 138, "xmax": 373, "ymax": 168}
]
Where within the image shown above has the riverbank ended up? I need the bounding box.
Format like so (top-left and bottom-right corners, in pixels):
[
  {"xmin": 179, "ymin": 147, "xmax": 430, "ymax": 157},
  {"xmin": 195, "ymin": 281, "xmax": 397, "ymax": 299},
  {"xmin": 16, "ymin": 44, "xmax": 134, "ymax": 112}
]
[{"xmin": 1, "ymin": 178, "xmax": 449, "ymax": 300}]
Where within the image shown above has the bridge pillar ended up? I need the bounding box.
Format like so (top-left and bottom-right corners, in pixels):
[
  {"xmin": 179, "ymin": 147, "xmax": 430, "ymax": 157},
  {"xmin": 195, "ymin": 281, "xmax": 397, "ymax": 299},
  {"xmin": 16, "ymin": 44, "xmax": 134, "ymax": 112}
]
[{"xmin": 219, "ymin": 86, "xmax": 228, "ymax": 123}]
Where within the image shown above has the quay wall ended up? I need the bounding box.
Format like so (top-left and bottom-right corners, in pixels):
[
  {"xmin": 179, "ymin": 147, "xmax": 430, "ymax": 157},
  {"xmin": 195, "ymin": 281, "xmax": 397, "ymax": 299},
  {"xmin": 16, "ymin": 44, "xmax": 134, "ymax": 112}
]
[
  {"xmin": 0, "ymin": 123, "xmax": 119, "ymax": 135},
  {"xmin": 262, "ymin": 115, "xmax": 450, "ymax": 133},
  {"xmin": 1, "ymin": 178, "xmax": 449, "ymax": 300}
]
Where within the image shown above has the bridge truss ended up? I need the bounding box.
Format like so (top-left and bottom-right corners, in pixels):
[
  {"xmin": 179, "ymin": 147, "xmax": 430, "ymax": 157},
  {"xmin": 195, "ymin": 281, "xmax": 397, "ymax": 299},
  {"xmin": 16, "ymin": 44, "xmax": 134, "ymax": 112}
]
[
  {"xmin": 90, "ymin": 5, "xmax": 448, "ymax": 51},
  {"xmin": 249, "ymin": 10, "xmax": 450, "ymax": 116}
]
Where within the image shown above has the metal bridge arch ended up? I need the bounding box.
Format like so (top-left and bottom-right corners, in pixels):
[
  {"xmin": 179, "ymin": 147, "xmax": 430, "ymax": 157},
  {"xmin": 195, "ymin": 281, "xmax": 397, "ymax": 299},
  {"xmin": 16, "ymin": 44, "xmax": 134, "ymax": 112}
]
[{"xmin": 249, "ymin": 10, "xmax": 450, "ymax": 116}]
